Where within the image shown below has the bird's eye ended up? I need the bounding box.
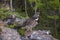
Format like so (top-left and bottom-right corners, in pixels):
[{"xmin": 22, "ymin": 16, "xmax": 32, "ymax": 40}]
[{"xmin": 35, "ymin": 18, "xmax": 39, "ymax": 21}]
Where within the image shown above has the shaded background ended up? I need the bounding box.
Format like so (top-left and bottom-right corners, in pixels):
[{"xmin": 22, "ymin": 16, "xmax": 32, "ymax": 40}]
[{"xmin": 0, "ymin": 0, "xmax": 60, "ymax": 39}]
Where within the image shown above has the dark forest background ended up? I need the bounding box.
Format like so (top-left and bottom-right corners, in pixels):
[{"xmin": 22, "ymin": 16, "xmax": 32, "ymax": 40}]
[{"xmin": 0, "ymin": 0, "xmax": 60, "ymax": 39}]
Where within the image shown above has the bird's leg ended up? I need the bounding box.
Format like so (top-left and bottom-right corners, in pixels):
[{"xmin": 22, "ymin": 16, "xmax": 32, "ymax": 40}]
[{"xmin": 25, "ymin": 27, "xmax": 33, "ymax": 38}]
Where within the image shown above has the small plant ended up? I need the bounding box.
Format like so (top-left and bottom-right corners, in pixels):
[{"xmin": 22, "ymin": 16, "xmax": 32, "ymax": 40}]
[
  {"xmin": 8, "ymin": 23, "xmax": 16, "ymax": 29},
  {"xmin": 0, "ymin": 28, "xmax": 2, "ymax": 32},
  {"xmin": 18, "ymin": 28, "xmax": 26, "ymax": 36}
]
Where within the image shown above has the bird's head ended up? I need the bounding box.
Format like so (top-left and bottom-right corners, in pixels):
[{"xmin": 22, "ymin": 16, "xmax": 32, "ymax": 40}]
[{"xmin": 32, "ymin": 12, "xmax": 39, "ymax": 21}]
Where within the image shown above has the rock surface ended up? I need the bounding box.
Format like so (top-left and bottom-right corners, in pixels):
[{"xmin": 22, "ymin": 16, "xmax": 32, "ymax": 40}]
[
  {"xmin": 30, "ymin": 30, "xmax": 58, "ymax": 40},
  {"xmin": 21, "ymin": 30, "xmax": 58, "ymax": 40},
  {"xmin": 0, "ymin": 24, "xmax": 58, "ymax": 40},
  {"xmin": 0, "ymin": 26, "xmax": 21, "ymax": 40}
]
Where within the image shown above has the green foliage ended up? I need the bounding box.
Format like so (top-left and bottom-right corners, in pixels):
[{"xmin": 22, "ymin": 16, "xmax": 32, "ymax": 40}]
[
  {"xmin": 18, "ymin": 28, "xmax": 26, "ymax": 36},
  {"xmin": 47, "ymin": 15, "xmax": 59, "ymax": 20},
  {"xmin": 8, "ymin": 23, "xmax": 16, "ymax": 29},
  {"xmin": 0, "ymin": 11, "xmax": 10, "ymax": 20},
  {"xmin": 36, "ymin": 0, "xmax": 43, "ymax": 8},
  {"xmin": 29, "ymin": 0, "xmax": 35, "ymax": 3},
  {"xmin": 0, "ymin": 10, "xmax": 28, "ymax": 20},
  {"xmin": 0, "ymin": 28, "xmax": 2, "ymax": 32}
]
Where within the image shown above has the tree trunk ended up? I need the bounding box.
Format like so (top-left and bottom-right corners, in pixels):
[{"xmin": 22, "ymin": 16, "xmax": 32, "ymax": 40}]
[
  {"xmin": 25, "ymin": 0, "xmax": 28, "ymax": 16},
  {"xmin": 54, "ymin": 19, "xmax": 57, "ymax": 36},
  {"xmin": 35, "ymin": 0, "xmax": 37, "ymax": 14},
  {"xmin": 10, "ymin": 0, "xmax": 13, "ymax": 11}
]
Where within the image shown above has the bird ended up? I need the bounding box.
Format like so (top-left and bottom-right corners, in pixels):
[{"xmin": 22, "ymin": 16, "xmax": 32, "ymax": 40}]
[
  {"xmin": 14, "ymin": 12, "xmax": 39, "ymax": 30},
  {"xmin": 24, "ymin": 12, "xmax": 39, "ymax": 29},
  {"xmin": 23, "ymin": 12, "xmax": 39, "ymax": 37}
]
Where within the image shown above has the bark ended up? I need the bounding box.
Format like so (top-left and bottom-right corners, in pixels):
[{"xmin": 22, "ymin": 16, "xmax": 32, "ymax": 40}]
[
  {"xmin": 54, "ymin": 19, "xmax": 58, "ymax": 36},
  {"xmin": 35, "ymin": 0, "xmax": 37, "ymax": 14},
  {"xmin": 25, "ymin": 0, "xmax": 28, "ymax": 16},
  {"xmin": 10, "ymin": 0, "xmax": 13, "ymax": 11}
]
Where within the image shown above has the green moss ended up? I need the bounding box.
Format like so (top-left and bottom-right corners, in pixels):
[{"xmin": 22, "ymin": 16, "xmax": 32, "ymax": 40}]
[
  {"xmin": 8, "ymin": 23, "xmax": 16, "ymax": 29},
  {"xmin": 18, "ymin": 28, "xmax": 26, "ymax": 36},
  {"xmin": 0, "ymin": 28, "xmax": 2, "ymax": 32}
]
